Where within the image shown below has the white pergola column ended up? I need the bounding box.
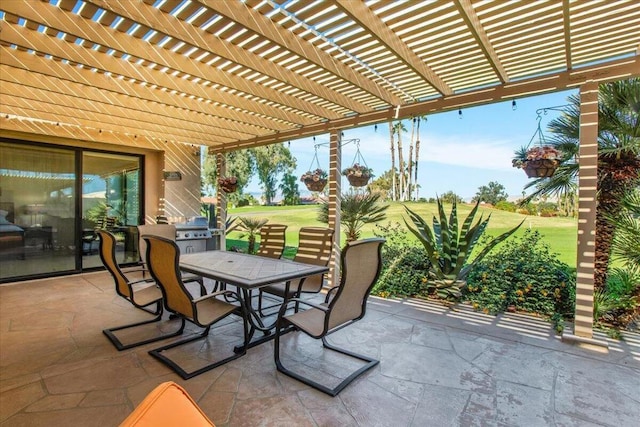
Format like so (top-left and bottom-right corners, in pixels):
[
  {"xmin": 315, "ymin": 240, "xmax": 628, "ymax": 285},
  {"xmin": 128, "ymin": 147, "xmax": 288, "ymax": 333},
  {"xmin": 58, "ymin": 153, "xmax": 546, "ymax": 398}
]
[
  {"xmin": 216, "ymin": 152, "xmax": 228, "ymax": 252},
  {"xmin": 563, "ymin": 81, "xmax": 605, "ymax": 348},
  {"xmin": 327, "ymin": 130, "xmax": 342, "ymax": 286}
]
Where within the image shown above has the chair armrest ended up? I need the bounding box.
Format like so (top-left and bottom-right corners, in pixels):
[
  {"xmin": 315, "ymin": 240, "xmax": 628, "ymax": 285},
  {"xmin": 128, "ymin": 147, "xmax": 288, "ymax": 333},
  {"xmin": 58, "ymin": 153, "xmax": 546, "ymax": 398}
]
[
  {"xmin": 129, "ymin": 278, "xmax": 156, "ymax": 286},
  {"xmin": 192, "ymin": 289, "xmax": 235, "ymax": 303},
  {"xmin": 277, "ymin": 297, "xmax": 329, "ymax": 319},
  {"xmin": 324, "ymin": 286, "xmax": 339, "ymax": 303}
]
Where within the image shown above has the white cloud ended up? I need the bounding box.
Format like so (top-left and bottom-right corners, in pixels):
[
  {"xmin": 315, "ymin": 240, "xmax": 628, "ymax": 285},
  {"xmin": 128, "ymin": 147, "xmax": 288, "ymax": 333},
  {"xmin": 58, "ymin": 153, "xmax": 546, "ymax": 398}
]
[{"xmin": 421, "ymin": 135, "xmax": 517, "ymax": 171}]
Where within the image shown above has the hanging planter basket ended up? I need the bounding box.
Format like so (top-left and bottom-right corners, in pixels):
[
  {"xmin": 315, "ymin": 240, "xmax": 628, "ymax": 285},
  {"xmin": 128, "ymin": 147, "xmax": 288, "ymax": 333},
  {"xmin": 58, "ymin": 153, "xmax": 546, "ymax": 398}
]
[
  {"xmin": 218, "ymin": 177, "xmax": 238, "ymax": 193},
  {"xmin": 513, "ymin": 114, "xmax": 562, "ymax": 179},
  {"xmin": 522, "ymin": 159, "xmax": 559, "ymax": 178},
  {"xmin": 303, "ymin": 178, "xmax": 328, "ymax": 192},
  {"xmin": 346, "ymin": 174, "xmax": 371, "ymax": 187},
  {"xmin": 342, "ymin": 140, "xmax": 374, "ymax": 187},
  {"xmin": 301, "ymin": 146, "xmax": 328, "ymax": 192}
]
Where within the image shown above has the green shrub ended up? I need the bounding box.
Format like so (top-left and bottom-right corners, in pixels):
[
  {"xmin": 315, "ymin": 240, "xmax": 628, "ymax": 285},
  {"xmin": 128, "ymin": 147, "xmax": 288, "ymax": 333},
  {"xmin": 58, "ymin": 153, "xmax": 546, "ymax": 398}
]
[
  {"xmin": 372, "ymin": 222, "xmax": 430, "ymax": 297},
  {"xmin": 597, "ymin": 267, "xmax": 639, "ymax": 327},
  {"xmin": 495, "ymin": 200, "xmax": 516, "ymax": 212},
  {"xmin": 466, "ymin": 230, "xmax": 575, "ymax": 317}
]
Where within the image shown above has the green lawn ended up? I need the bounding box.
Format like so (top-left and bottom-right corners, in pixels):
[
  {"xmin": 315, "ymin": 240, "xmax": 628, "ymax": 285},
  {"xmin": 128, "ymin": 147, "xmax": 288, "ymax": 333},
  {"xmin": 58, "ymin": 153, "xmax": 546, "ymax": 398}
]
[{"xmin": 227, "ymin": 202, "xmax": 578, "ymax": 266}]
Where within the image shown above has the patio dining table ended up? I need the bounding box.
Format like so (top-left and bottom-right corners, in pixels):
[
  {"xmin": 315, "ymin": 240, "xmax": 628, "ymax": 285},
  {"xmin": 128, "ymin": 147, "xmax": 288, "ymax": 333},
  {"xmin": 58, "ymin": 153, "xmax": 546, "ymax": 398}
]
[{"xmin": 179, "ymin": 250, "xmax": 329, "ymax": 351}]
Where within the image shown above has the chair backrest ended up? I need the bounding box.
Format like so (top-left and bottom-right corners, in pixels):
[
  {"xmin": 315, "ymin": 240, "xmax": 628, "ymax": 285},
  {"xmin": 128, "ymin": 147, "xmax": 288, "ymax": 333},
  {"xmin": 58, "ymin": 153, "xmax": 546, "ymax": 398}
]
[
  {"xmin": 137, "ymin": 224, "xmax": 177, "ymax": 264},
  {"xmin": 293, "ymin": 227, "xmax": 334, "ymax": 293},
  {"xmin": 142, "ymin": 235, "xmax": 194, "ymax": 319},
  {"xmin": 97, "ymin": 230, "xmax": 132, "ymax": 300},
  {"xmin": 326, "ymin": 238, "xmax": 385, "ymax": 331},
  {"xmin": 256, "ymin": 224, "xmax": 288, "ymax": 259}
]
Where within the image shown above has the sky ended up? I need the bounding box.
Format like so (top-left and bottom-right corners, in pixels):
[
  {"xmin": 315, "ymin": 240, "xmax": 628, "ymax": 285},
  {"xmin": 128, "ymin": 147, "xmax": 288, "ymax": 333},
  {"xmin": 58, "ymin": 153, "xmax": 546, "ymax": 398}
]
[{"xmin": 245, "ymin": 88, "xmax": 578, "ymax": 201}]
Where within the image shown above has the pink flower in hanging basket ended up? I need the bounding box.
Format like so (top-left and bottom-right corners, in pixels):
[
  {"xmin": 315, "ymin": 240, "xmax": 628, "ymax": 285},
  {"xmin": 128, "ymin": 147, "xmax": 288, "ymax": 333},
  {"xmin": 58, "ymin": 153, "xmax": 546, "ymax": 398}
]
[
  {"xmin": 525, "ymin": 146, "xmax": 561, "ymax": 161},
  {"xmin": 341, "ymin": 163, "xmax": 374, "ymax": 178},
  {"xmin": 512, "ymin": 146, "xmax": 562, "ymax": 169},
  {"xmin": 300, "ymin": 168, "xmax": 327, "ymax": 183}
]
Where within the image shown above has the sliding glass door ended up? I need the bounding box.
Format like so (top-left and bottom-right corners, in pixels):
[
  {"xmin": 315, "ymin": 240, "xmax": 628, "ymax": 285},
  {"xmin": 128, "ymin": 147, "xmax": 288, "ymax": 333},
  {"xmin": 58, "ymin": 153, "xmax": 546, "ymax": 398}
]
[
  {"xmin": 82, "ymin": 152, "xmax": 142, "ymax": 269},
  {"xmin": 0, "ymin": 140, "xmax": 143, "ymax": 282},
  {"xmin": 0, "ymin": 142, "xmax": 77, "ymax": 280}
]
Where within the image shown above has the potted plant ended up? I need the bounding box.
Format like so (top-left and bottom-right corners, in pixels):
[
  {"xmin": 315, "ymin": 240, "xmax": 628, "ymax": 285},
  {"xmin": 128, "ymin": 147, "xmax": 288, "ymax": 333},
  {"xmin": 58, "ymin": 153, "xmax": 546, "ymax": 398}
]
[
  {"xmin": 300, "ymin": 168, "xmax": 328, "ymax": 192},
  {"xmin": 512, "ymin": 146, "xmax": 562, "ymax": 178},
  {"xmin": 218, "ymin": 176, "xmax": 238, "ymax": 193},
  {"xmin": 342, "ymin": 163, "xmax": 374, "ymax": 187}
]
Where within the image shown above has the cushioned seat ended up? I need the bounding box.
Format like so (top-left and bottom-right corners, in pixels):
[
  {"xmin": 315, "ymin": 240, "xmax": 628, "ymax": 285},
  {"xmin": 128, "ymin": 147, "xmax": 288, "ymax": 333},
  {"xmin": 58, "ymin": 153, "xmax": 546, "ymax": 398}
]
[{"xmin": 119, "ymin": 381, "xmax": 215, "ymax": 427}]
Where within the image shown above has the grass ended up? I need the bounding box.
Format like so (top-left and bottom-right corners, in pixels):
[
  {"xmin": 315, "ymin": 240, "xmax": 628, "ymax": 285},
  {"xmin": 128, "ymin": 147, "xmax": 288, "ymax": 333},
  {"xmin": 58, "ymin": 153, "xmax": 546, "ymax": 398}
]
[{"xmin": 227, "ymin": 201, "xmax": 578, "ymax": 266}]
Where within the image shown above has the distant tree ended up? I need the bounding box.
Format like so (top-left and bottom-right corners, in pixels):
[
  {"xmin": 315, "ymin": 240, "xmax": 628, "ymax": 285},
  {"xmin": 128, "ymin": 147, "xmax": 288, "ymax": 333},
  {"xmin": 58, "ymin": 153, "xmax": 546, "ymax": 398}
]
[
  {"xmin": 393, "ymin": 120, "xmax": 407, "ymax": 200},
  {"xmin": 251, "ymin": 144, "xmax": 296, "ymax": 205},
  {"xmin": 369, "ymin": 169, "xmax": 393, "ymax": 199},
  {"xmin": 279, "ymin": 170, "xmax": 300, "ymax": 205},
  {"xmin": 472, "ymin": 181, "xmax": 509, "ymax": 205},
  {"xmin": 440, "ymin": 191, "xmax": 464, "ymax": 204}
]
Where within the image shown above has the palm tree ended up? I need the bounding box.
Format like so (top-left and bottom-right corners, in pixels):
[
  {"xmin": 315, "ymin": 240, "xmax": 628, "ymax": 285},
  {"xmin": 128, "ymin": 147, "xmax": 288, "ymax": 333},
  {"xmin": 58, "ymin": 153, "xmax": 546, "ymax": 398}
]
[
  {"xmin": 523, "ymin": 78, "xmax": 640, "ymax": 289},
  {"xmin": 414, "ymin": 115, "xmax": 426, "ymax": 201},
  {"xmin": 388, "ymin": 120, "xmax": 396, "ymax": 201},
  {"xmin": 318, "ymin": 190, "xmax": 389, "ymax": 242},
  {"xmin": 608, "ymin": 189, "xmax": 640, "ymax": 268},
  {"xmin": 407, "ymin": 117, "xmax": 416, "ymax": 200},
  {"xmin": 237, "ymin": 217, "xmax": 268, "ymax": 254},
  {"xmin": 393, "ymin": 121, "xmax": 407, "ymax": 200}
]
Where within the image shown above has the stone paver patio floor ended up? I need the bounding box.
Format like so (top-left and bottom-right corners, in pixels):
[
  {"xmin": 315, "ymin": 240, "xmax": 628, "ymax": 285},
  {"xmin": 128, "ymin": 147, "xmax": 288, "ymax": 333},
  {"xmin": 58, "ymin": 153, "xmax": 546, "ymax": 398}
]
[{"xmin": 1, "ymin": 271, "xmax": 638, "ymax": 426}]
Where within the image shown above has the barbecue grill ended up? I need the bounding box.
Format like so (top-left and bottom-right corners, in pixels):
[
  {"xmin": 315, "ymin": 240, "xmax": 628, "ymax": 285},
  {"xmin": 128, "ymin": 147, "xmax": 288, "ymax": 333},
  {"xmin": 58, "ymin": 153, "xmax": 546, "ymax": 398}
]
[{"xmin": 174, "ymin": 217, "xmax": 220, "ymax": 253}]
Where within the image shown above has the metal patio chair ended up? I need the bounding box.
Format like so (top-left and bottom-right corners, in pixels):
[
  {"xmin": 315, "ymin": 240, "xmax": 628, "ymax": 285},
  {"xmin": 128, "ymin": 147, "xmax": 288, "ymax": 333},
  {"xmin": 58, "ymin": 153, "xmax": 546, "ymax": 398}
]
[
  {"xmin": 98, "ymin": 230, "xmax": 184, "ymax": 351},
  {"xmin": 257, "ymin": 227, "xmax": 334, "ymax": 314},
  {"xmin": 255, "ymin": 223, "xmax": 288, "ymax": 259},
  {"xmin": 274, "ymin": 237, "xmax": 385, "ymax": 396},
  {"xmin": 143, "ymin": 235, "xmax": 248, "ymax": 380},
  {"xmin": 137, "ymin": 224, "xmax": 206, "ymax": 296}
]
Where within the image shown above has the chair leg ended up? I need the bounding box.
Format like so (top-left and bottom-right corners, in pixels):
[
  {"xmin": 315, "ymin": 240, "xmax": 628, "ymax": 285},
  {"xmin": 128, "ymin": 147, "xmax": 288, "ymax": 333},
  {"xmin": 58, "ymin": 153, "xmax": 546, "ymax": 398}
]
[
  {"xmin": 274, "ymin": 323, "xmax": 379, "ymax": 397},
  {"xmin": 103, "ymin": 302, "xmax": 186, "ymax": 351},
  {"xmin": 149, "ymin": 311, "xmax": 248, "ymax": 380}
]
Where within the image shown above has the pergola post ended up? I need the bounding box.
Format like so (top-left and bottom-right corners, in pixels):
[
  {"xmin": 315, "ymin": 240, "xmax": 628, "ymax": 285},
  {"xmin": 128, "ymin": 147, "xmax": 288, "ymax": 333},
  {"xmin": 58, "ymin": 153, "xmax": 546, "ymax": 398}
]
[
  {"xmin": 563, "ymin": 81, "xmax": 605, "ymax": 348},
  {"xmin": 327, "ymin": 130, "xmax": 342, "ymax": 287},
  {"xmin": 216, "ymin": 152, "xmax": 228, "ymax": 252}
]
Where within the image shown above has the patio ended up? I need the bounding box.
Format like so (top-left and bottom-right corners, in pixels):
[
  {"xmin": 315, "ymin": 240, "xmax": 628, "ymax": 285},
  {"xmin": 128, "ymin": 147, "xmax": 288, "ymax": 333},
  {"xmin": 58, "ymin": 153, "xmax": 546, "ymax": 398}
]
[{"xmin": 1, "ymin": 271, "xmax": 638, "ymax": 426}]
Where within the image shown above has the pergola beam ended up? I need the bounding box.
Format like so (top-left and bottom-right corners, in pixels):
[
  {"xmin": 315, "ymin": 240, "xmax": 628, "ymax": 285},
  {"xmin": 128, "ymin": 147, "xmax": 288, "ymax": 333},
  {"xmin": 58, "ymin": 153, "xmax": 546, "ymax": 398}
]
[
  {"xmin": 221, "ymin": 55, "xmax": 640, "ymax": 151},
  {"xmin": 87, "ymin": 0, "xmax": 372, "ymax": 115},
  {"xmin": 454, "ymin": 0, "xmax": 509, "ymax": 83},
  {"xmin": 334, "ymin": 0, "xmax": 453, "ymax": 96},
  {"xmin": 1, "ymin": 1, "xmax": 327, "ymax": 125},
  {"xmin": 202, "ymin": 0, "xmax": 403, "ymax": 106},
  {"xmin": 0, "ymin": 44, "xmax": 287, "ymax": 135}
]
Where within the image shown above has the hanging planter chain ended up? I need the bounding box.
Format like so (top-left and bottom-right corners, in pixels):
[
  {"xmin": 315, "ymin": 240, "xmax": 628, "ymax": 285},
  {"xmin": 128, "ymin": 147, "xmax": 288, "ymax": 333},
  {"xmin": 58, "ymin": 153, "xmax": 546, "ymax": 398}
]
[
  {"xmin": 300, "ymin": 143, "xmax": 328, "ymax": 191},
  {"xmin": 513, "ymin": 108, "xmax": 564, "ymax": 179}
]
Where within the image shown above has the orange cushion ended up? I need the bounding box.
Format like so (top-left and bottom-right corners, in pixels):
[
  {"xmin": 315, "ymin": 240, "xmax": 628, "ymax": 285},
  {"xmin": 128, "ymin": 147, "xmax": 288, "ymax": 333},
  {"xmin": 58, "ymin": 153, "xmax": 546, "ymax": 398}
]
[{"xmin": 120, "ymin": 381, "xmax": 215, "ymax": 427}]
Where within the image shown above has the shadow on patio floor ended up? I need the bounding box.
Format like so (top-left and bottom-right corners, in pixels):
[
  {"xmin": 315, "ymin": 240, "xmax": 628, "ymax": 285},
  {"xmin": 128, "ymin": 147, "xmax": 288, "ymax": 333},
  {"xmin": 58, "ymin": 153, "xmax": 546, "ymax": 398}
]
[{"xmin": 1, "ymin": 271, "xmax": 638, "ymax": 426}]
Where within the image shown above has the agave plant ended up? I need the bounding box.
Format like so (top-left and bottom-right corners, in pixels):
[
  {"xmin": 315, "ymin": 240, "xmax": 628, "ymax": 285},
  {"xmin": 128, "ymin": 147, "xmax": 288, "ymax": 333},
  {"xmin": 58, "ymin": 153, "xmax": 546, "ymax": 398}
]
[{"xmin": 403, "ymin": 199, "xmax": 523, "ymax": 300}]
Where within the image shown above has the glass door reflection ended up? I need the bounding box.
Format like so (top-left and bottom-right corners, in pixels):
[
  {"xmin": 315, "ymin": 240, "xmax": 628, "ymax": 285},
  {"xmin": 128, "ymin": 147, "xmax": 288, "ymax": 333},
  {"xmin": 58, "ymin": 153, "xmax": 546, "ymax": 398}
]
[{"xmin": 82, "ymin": 152, "xmax": 142, "ymax": 269}]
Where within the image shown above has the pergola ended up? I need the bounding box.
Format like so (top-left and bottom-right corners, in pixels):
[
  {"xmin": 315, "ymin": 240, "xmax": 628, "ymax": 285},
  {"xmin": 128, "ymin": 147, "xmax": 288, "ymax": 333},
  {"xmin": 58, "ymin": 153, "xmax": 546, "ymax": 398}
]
[{"xmin": 1, "ymin": 0, "xmax": 639, "ymax": 344}]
